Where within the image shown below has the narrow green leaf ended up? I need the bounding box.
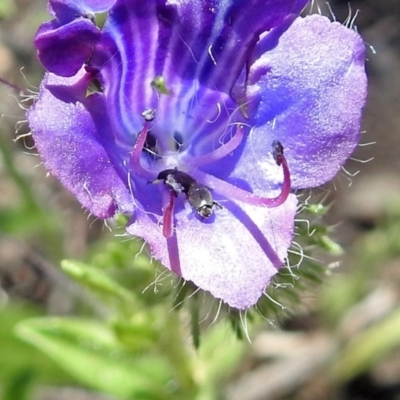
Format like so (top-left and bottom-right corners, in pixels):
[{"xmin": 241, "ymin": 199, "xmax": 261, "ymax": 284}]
[
  {"xmin": 112, "ymin": 320, "xmax": 158, "ymax": 351},
  {"xmin": 15, "ymin": 317, "xmax": 174, "ymax": 399},
  {"xmin": 61, "ymin": 260, "xmax": 135, "ymax": 303}
]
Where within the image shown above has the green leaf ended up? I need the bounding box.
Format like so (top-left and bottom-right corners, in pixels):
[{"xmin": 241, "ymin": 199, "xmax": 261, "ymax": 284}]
[
  {"xmin": 61, "ymin": 260, "xmax": 135, "ymax": 304},
  {"xmin": 317, "ymin": 235, "xmax": 343, "ymax": 255},
  {"xmin": 112, "ymin": 319, "xmax": 159, "ymax": 351},
  {"xmin": 0, "ymin": 303, "xmax": 70, "ymax": 385},
  {"xmin": 16, "ymin": 317, "xmax": 174, "ymax": 399}
]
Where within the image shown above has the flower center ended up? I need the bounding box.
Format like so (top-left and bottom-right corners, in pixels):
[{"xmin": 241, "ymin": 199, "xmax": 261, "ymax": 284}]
[{"xmin": 129, "ymin": 111, "xmax": 292, "ymax": 238}]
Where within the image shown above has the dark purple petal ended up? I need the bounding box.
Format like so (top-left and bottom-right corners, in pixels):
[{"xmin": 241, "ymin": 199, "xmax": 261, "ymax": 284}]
[
  {"xmin": 237, "ymin": 15, "xmax": 367, "ymax": 190},
  {"xmin": 35, "ymin": 18, "xmax": 100, "ymax": 76},
  {"xmin": 28, "ymin": 71, "xmax": 134, "ymax": 218},
  {"xmin": 36, "ymin": 0, "xmax": 116, "ymax": 76},
  {"xmin": 127, "ymin": 194, "xmax": 298, "ymax": 309},
  {"xmin": 49, "ymin": 0, "xmax": 116, "ymax": 20}
]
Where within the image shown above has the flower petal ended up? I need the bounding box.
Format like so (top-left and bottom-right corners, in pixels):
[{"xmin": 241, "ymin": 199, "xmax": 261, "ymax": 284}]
[
  {"xmin": 27, "ymin": 72, "xmax": 134, "ymax": 218},
  {"xmin": 35, "ymin": 0, "xmax": 117, "ymax": 76},
  {"xmin": 163, "ymin": 0, "xmax": 309, "ymax": 92},
  {"xmin": 35, "ymin": 18, "xmax": 100, "ymax": 77},
  {"xmin": 49, "ymin": 0, "xmax": 116, "ymax": 19},
  {"xmin": 238, "ymin": 15, "xmax": 367, "ymax": 190},
  {"xmin": 127, "ymin": 194, "xmax": 298, "ymax": 309}
]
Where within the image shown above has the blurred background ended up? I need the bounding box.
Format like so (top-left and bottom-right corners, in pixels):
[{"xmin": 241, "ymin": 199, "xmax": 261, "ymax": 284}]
[{"xmin": 0, "ymin": 0, "xmax": 400, "ymax": 399}]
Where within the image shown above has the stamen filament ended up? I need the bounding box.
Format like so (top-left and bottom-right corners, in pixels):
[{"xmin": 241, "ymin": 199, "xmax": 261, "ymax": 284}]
[
  {"xmin": 194, "ymin": 143, "xmax": 291, "ymax": 208},
  {"xmin": 167, "ymin": 232, "xmax": 182, "ymax": 276},
  {"xmin": 185, "ymin": 124, "xmax": 244, "ymax": 167},
  {"xmin": 162, "ymin": 189, "xmax": 175, "ymax": 238},
  {"xmin": 129, "ymin": 122, "xmax": 154, "ymax": 180}
]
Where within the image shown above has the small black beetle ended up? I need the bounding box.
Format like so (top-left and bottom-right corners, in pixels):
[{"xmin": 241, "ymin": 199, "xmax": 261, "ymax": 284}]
[
  {"xmin": 152, "ymin": 168, "xmax": 221, "ymax": 218},
  {"xmin": 186, "ymin": 183, "xmax": 222, "ymax": 218}
]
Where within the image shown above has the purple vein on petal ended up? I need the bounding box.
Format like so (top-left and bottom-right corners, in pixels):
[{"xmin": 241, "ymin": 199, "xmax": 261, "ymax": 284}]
[
  {"xmin": 104, "ymin": 23, "xmax": 138, "ymax": 133},
  {"xmin": 97, "ymin": 2, "xmax": 160, "ymax": 135},
  {"xmin": 224, "ymin": 200, "xmax": 284, "ymax": 269}
]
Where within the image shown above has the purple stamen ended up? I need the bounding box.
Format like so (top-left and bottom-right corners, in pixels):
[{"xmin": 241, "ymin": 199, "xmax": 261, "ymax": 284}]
[
  {"xmin": 272, "ymin": 140, "xmax": 291, "ymax": 201},
  {"xmin": 129, "ymin": 122, "xmax": 154, "ymax": 181},
  {"xmin": 186, "ymin": 124, "xmax": 245, "ymax": 167},
  {"xmin": 167, "ymin": 233, "xmax": 182, "ymax": 276},
  {"xmin": 162, "ymin": 189, "xmax": 175, "ymax": 238},
  {"xmin": 194, "ymin": 142, "xmax": 291, "ymax": 208}
]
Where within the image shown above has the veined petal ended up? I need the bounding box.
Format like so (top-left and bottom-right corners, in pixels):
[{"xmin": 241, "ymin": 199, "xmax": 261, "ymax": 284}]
[
  {"xmin": 239, "ymin": 15, "xmax": 367, "ymax": 190},
  {"xmin": 92, "ymin": 0, "xmax": 308, "ymax": 109},
  {"xmin": 127, "ymin": 194, "xmax": 298, "ymax": 309},
  {"xmin": 28, "ymin": 72, "xmax": 134, "ymax": 218},
  {"xmin": 163, "ymin": 0, "xmax": 308, "ymax": 92},
  {"xmin": 91, "ymin": 0, "xmax": 308, "ymax": 152}
]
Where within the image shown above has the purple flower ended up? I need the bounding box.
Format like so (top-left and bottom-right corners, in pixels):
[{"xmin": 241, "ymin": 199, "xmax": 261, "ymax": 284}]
[{"xmin": 28, "ymin": 0, "xmax": 367, "ymax": 309}]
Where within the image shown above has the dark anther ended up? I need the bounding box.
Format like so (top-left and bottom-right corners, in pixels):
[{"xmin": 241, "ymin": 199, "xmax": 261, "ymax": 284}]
[{"xmin": 272, "ymin": 140, "xmax": 284, "ymax": 166}]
